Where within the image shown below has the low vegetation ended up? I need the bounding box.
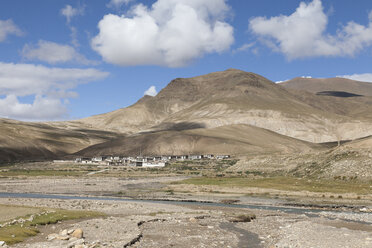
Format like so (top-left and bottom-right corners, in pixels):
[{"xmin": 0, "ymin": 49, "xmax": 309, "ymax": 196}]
[
  {"xmin": 229, "ymin": 213, "xmax": 256, "ymax": 223},
  {"xmin": 174, "ymin": 177, "xmax": 372, "ymax": 195},
  {"xmin": 0, "ymin": 207, "xmax": 104, "ymax": 245}
]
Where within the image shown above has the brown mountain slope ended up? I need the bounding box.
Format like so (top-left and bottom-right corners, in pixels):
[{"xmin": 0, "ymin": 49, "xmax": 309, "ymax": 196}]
[
  {"xmin": 75, "ymin": 69, "xmax": 285, "ymax": 133},
  {"xmin": 279, "ymin": 77, "xmax": 372, "ymax": 120},
  {"xmin": 75, "ymin": 124, "xmax": 325, "ymax": 157},
  {"xmin": 340, "ymin": 135, "xmax": 372, "ymax": 150},
  {"xmin": 73, "ymin": 69, "xmax": 372, "ymax": 143},
  {"xmin": 2, "ymin": 69, "xmax": 372, "ymax": 162},
  {"xmin": 154, "ymin": 72, "xmax": 372, "ymax": 142},
  {"xmin": 280, "ymin": 77, "xmax": 372, "ymax": 96},
  {"xmin": 76, "ymin": 69, "xmax": 372, "ymax": 142},
  {"xmin": 0, "ymin": 118, "xmax": 121, "ymax": 162}
]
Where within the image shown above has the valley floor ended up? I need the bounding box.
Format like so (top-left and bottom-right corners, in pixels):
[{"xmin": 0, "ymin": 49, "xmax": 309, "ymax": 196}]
[{"xmin": 0, "ymin": 171, "xmax": 371, "ymax": 248}]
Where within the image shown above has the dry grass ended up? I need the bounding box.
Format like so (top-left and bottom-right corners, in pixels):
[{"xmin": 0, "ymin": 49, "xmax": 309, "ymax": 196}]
[
  {"xmin": 175, "ymin": 177, "xmax": 372, "ymax": 195},
  {"xmin": 0, "ymin": 206, "xmax": 104, "ymax": 245},
  {"xmin": 0, "ymin": 204, "xmax": 41, "ymax": 222}
]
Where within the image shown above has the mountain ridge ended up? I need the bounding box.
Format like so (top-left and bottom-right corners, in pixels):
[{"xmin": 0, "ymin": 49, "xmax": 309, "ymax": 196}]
[{"xmin": 1, "ymin": 69, "xmax": 372, "ymax": 161}]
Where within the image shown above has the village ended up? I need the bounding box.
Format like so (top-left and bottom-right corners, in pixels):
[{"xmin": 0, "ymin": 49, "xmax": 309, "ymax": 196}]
[{"xmin": 54, "ymin": 154, "xmax": 231, "ymax": 168}]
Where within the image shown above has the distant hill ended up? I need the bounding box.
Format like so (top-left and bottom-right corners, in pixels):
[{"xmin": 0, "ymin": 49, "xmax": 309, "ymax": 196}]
[
  {"xmin": 75, "ymin": 124, "xmax": 325, "ymax": 157},
  {"xmin": 0, "ymin": 118, "xmax": 121, "ymax": 162},
  {"xmin": 279, "ymin": 77, "xmax": 372, "ymax": 96}
]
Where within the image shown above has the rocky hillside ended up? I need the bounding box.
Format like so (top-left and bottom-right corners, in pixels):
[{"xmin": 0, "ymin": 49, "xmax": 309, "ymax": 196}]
[
  {"xmin": 2, "ymin": 69, "xmax": 372, "ymax": 162},
  {"xmin": 0, "ymin": 118, "xmax": 121, "ymax": 162},
  {"xmin": 75, "ymin": 124, "xmax": 325, "ymax": 157},
  {"xmin": 280, "ymin": 77, "xmax": 372, "ymax": 96},
  {"xmin": 76, "ymin": 69, "xmax": 372, "ymax": 143}
]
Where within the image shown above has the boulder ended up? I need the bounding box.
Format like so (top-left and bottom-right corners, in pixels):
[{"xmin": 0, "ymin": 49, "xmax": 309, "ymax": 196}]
[
  {"xmin": 189, "ymin": 217, "xmax": 197, "ymax": 223},
  {"xmin": 67, "ymin": 238, "xmax": 85, "ymax": 248},
  {"xmin": 56, "ymin": 235, "xmax": 70, "ymax": 240},
  {"xmin": 47, "ymin": 233, "xmax": 59, "ymax": 241},
  {"xmin": 71, "ymin": 228, "xmax": 84, "ymax": 239}
]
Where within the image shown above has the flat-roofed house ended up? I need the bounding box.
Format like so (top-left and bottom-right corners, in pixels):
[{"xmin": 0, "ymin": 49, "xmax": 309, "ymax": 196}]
[
  {"xmin": 216, "ymin": 155, "xmax": 230, "ymax": 159},
  {"xmin": 203, "ymin": 154, "xmax": 214, "ymax": 159},
  {"xmin": 190, "ymin": 155, "xmax": 202, "ymax": 160}
]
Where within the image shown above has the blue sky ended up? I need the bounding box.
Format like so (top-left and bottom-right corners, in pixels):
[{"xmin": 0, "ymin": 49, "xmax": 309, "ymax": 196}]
[{"xmin": 1, "ymin": 0, "xmax": 372, "ymax": 121}]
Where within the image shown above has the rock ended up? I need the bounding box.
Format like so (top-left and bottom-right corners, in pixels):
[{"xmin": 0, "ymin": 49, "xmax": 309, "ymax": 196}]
[
  {"xmin": 67, "ymin": 238, "xmax": 85, "ymax": 248},
  {"xmin": 71, "ymin": 228, "xmax": 84, "ymax": 239},
  {"xmin": 68, "ymin": 229, "xmax": 75, "ymax": 235},
  {"xmin": 74, "ymin": 245, "xmax": 87, "ymax": 248},
  {"xmin": 56, "ymin": 235, "xmax": 70, "ymax": 240},
  {"xmin": 60, "ymin": 229, "xmax": 68, "ymax": 236},
  {"xmin": 0, "ymin": 241, "xmax": 6, "ymax": 246},
  {"xmin": 47, "ymin": 233, "xmax": 59, "ymax": 241},
  {"xmin": 27, "ymin": 215, "xmax": 34, "ymax": 222},
  {"xmin": 189, "ymin": 217, "xmax": 197, "ymax": 223}
]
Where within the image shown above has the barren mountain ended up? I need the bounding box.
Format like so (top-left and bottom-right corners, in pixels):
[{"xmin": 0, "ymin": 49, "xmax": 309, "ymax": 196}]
[
  {"xmin": 76, "ymin": 69, "xmax": 372, "ymax": 143},
  {"xmin": 279, "ymin": 77, "xmax": 372, "ymax": 96},
  {"xmin": 341, "ymin": 135, "xmax": 372, "ymax": 150},
  {"xmin": 75, "ymin": 124, "xmax": 324, "ymax": 157},
  {"xmin": 0, "ymin": 118, "xmax": 121, "ymax": 162},
  {"xmin": 1, "ymin": 69, "xmax": 372, "ymax": 162}
]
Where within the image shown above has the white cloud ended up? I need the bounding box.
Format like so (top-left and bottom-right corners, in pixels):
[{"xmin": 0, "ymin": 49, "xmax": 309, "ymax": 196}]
[
  {"xmin": 0, "ymin": 19, "xmax": 23, "ymax": 42},
  {"xmin": 61, "ymin": 5, "xmax": 85, "ymax": 47},
  {"xmin": 92, "ymin": 0, "xmax": 234, "ymax": 67},
  {"xmin": 337, "ymin": 73, "xmax": 372, "ymax": 83},
  {"xmin": 22, "ymin": 40, "xmax": 96, "ymax": 65},
  {"xmin": 0, "ymin": 62, "xmax": 108, "ymax": 121},
  {"xmin": 249, "ymin": 0, "xmax": 372, "ymax": 59},
  {"xmin": 0, "ymin": 95, "xmax": 67, "ymax": 121},
  {"xmin": 61, "ymin": 5, "xmax": 84, "ymax": 23},
  {"xmin": 232, "ymin": 43, "xmax": 255, "ymax": 54},
  {"xmin": 144, "ymin": 86, "xmax": 158, "ymax": 96},
  {"xmin": 107, "ymin": 0, "xmax": 134, "ymax": 8}
]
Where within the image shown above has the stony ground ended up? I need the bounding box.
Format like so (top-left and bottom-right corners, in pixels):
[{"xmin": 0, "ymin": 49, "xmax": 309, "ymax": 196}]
[
  {"xmin": 0, "ymin": 176, "xmax": 371, "ymax": 248},
  {"xmin": 0, "ymin": 177, "xmax": 184, "ymax": 197},
  {"xmin": 0, "ymin": 197, "xmax": 370, "ymax": 247}
]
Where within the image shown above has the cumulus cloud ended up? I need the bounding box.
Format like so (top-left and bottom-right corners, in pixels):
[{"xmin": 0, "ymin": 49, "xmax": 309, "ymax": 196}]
[
  {"xmin": 337, "ymin": 73, "xmax": 372, "ymax": 83},
  {"xmin": 144, "ymin": 86, "xmax": 158, "ymax": 96},
  {"xmin": 0, "ymin": 95, "xmax": 68, "ymax": 121},
  {"xmin": 92, "ymin": 0, "xmax": 234, "ymax": 67},
  {"xmin": 22, "ymin": 40, "xmax": 96, "ymax": 65},
  {"xmin": 0, "ymin": 62, "xmax": 108, "ymax": 121},
  {"xmin": 249, "ymin": 0, "xmax": 372, "ymax": 59},
  {"xmin": 0, "ymin": 19, "xmax": 23, "ymax": 42},
  {"xmin": 61, "ymin": 5, "xmax": 84, "ymax": 23},
  {"xmin": 107, "ymin": 0, "xmax": 134, "ymax": 8}
]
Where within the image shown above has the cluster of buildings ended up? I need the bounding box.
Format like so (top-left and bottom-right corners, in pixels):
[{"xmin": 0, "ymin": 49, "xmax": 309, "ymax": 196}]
[{"xmin": 73, "ymin": 154, "xmax": 231, "ymax": 168}]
